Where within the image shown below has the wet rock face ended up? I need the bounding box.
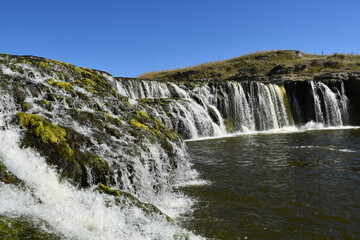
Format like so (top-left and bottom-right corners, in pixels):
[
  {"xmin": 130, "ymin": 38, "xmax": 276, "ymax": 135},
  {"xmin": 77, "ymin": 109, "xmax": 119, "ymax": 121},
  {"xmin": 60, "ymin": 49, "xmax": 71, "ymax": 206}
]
[
  {"xmin": 0, "ymin": 54, "xmax": 185, "ymax": 198},
  {"xmin": 344, "ymin": 74, "xmax": 360, "ymax": 125},
  {"xmin": 0, "ymin": 163, "xmax": 22, "ymax": 185},
  {"xmin": 310, "ymin": 72, "xmax": 360, "ymax": 125},
  {"xmin": 0, "ymin": 216, "xmax": 62, "ymax": 240}
]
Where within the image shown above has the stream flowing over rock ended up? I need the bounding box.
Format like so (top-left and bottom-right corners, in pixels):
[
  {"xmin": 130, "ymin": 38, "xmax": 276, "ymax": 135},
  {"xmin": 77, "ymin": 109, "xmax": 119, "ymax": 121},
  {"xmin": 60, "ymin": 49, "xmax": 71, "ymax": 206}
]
[
  {"xmin": 0, "ymin": 53, "xmax": 359, "ymax": 239},
  {"xmin": 0, "ymin": 54, "xmax": 201, "ymax": 240},
  {"xmin": 117, "ymin": 76, "xmax": 359, "ymax": 139}
]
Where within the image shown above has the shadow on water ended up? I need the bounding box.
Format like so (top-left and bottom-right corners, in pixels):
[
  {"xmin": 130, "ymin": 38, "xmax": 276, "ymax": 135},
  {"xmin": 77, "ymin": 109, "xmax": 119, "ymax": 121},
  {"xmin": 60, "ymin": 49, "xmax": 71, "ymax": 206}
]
[{"xmin": 182, "ymin": 129, "xmax": 360, "ymax": 240}]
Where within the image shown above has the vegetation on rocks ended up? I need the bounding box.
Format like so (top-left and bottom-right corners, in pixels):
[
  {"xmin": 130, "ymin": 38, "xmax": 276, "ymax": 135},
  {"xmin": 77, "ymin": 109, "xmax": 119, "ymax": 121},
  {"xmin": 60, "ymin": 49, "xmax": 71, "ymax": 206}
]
[
  {"xmin": 0, "ymin": 53, "xmax": 185, "ymax": 192},
  {"xmin": 17, "ymin": 112, "xmax": 70, "ymax": 146},
  {"xmin": 139, "ymin": 50, "xmax": 360, "ymax": 82},
  {"xmin": 97, "ymin": 183, "xmax": 173, "ymax": 222},
  {"xmin": 0, "ymin": 216, "xmax": 61, "ymax": 240},
  {"xmin": 0, "ymin": 162, "xmax": 22, "ymax": 185},
  {"xmin": 2, "ymin": 51, "xmax": 359, "ymax": 239}
]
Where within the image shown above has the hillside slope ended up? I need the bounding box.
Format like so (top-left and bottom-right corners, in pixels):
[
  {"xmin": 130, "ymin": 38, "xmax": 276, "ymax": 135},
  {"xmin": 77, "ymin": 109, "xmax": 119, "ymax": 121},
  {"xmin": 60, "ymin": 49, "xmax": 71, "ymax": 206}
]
[{"xmin": 138, "ymin": 50, "xmax": 360, "ymax": 82}]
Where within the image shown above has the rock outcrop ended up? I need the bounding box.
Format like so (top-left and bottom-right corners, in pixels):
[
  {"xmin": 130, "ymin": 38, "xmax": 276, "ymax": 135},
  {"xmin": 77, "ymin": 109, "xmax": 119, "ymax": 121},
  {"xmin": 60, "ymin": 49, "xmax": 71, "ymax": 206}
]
[{"xmin": 0, "ymin": 54, "xmax": 195, "ymax": 239}]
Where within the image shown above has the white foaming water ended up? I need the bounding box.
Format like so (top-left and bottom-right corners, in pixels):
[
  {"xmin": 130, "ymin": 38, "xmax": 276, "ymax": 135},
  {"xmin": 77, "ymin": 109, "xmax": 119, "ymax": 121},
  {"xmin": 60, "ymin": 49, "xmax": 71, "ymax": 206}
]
[
  {"xmin": 0, "ymin": 74, "xmax": 204, "ymax": 239},
  {"xmin": 338, "ymin": 149, "xmax": 357, "ymax": 153},
  {"xmin": 185, "ymin": 123, "xmax": 360, "ymax": 142},
  {"xmin": 289, "ymin": 144, "xmax": 358, "ymax": 153},
  {"xmin": 0, "ymin": 127, "xmax": 203, "ymax": 240}
]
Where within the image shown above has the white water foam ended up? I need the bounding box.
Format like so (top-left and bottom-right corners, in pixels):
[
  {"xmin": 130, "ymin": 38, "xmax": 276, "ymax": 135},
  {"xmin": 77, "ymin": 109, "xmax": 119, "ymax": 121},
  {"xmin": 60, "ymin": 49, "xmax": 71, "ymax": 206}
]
[
  {"xmin": 185, "ymin": 123, "xmax": 360, "ymax": 142},
  {"xmin": 290, "ymin": 144, "xmax": 358, "ymax": 153},
  {"xmin": 0, "ymin": 127, "xmax": 204, "ymax": 240}
]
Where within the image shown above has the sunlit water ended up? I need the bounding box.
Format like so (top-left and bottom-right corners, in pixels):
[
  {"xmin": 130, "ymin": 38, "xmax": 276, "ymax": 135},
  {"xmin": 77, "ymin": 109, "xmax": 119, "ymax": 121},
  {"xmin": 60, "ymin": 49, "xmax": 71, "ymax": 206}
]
[{"xmin": 182, "ymin": 128, "xmax": 360, "ymax": 240}]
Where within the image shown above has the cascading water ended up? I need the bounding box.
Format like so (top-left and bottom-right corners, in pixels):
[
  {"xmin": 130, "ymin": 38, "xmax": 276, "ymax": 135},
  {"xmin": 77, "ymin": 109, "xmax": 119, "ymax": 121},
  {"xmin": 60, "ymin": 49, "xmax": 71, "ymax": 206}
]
[
  {"xmin": 285, "ymin": 80, "xmax": 349, "ymax": 127},
  {"xmin": 0, "ymin": 127, "xmax": 198, "ymax": 239},
  {"xmin": 114, "ymin": 78, "xmax": 351, "ymax": 140},
  {"xmin": 1, "ymin": 53, "xmax": 354, "ymax": 239},
  {"xmin": 214, "ymin": 81, "xmax": 293, "ymax": 132},
  {"xmin": 0, "ymin": 56, "xmax": 205, "ymax": 239}
]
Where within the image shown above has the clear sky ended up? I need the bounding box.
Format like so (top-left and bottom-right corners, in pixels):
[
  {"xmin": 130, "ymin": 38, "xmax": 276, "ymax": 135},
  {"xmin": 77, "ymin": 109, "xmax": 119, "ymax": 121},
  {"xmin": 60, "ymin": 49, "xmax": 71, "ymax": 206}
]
[{"xmin": 1, "ymin": 0, "xmax": 360, "ymax": 77}]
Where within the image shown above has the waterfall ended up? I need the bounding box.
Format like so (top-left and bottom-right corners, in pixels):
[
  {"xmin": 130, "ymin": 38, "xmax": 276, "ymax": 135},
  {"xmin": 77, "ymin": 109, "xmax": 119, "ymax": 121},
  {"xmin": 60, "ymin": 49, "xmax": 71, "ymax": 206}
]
[
  {"xmin": 0, "ymin": 89, "xmax": 203, "ymax": 240},
  {"xmin": 0, "ymin": 53, "xmax": 355, "ymax": 239},
  {"xmin": 115, "ymin": 78, "xmax": 351, "ymax": 140},
  {"xmin": 116, "ymin": 79, "xmax": 226, "ymax": 139},
  {"xmin": 286, "ymin": 80, "xmax": 349, "ymax": 127},
  {"xmin": 1, "ymin": 54, "xmax": 354, "ymax": 239},
  {"xmin": 0, "ymin": 57, "xmax": 205, "ymax": 239},
  {"xmin": 116, "ymin": 78, "xmax": 171, "ymax": 99}
]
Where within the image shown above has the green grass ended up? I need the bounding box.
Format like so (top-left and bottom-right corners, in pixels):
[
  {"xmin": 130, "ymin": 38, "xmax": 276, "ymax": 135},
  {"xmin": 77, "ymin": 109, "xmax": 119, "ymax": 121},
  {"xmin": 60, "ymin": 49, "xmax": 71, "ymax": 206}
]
[{"xmin": 138, "ymin": 50, "xmax": 360, "ymax": 81}]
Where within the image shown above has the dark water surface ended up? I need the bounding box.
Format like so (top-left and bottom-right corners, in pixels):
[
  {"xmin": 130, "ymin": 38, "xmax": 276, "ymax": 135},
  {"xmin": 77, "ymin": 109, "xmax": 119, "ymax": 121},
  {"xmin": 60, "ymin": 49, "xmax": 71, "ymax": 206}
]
[{"xmin": 183, "ymin": 129, "xmax": 360, "ymax": 240}]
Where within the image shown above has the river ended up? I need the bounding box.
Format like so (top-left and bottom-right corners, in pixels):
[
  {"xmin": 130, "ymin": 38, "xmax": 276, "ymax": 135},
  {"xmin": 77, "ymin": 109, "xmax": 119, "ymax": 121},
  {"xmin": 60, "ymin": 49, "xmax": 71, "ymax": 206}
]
[{"xmin": 183, "ymin": 128, "xmax": 360, "ymax": 240}]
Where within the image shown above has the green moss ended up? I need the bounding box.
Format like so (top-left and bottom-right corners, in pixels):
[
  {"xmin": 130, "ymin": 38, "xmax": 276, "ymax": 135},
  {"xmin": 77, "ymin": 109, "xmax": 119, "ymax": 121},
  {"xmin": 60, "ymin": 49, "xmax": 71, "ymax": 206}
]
[
  {"xmin": 84, "ymin": 77, "xmax": 96, "ymax": 87},
  {"xmin": 18, "ymin": 113, "xmax": 66, "ymax": 144},
  {"xmin": 56, "ymin": 142, "xmax": 75, "ymax": 159},
  {"xmin": 129, "ymin": 118, "xmax": 150, "ymax": 131},
  {"xmin": 89, "ymin": 154, "xmax": 108, "ymax": 167},
  {"xmin": 0, "ymin": 216, "xmax": 61, "ymax": 239},
  {"xmin": 97, "ymin": 183, "xmax": 121, "ymax": 197},
  {"xmin": 38, "ymin": 61, "xmax": 50, "ymax": 68},
  {"xmin": 22, "ymin": 59, "xmax": 33, "ymax": 65},
  {"xmin": 102, "ymin": 112, "xmax": 122, "ymax": 125},
  {"xmin": 104, "ymin": 112, "xmax": 113, "ymax": 118},
  {"xmin": 41, "ymin": 99, "xmax": 50, "ymax": 105},
  {"xmin": 48, "ymin": 78, "xmax": 56, "ymax": 85},
  {"xmin": 74, "ymin": 67, "xmax": 83, "ymax": 75},
  {"xmin": 21, "ymin": 101, "xmax": 30, "ymax": 112},
  {"xmin": 0, "ymin": 162, "xmax": 22, "ymax": 185},
  {"xmin": 166, "ymin": 133, "xmax": 176, "ymax": 141},
  {"xmin": 17, "ymin": 113, "xmax": 74, "ymax": 157},
  {"xmin": 56, "ymin": 72, "xmax": 64, "ymax": 81},
  {"xmin": 116, "ymin": 118, "xmax": 122, "ymax": 124},
  {"xmin": 136, "ymin": 111, "xmax": 150, "ymax": 119},
  {"xmin": 48, "ymin": 79, "xmax": 75, "ymax": 94},
  {"xmin": 52, "ymin": 59, "xmax": 72, "ymax": 68},
  {"xmin": 75, "ymin": 78, "xmax": 99, "ymax": 94},
  {"xmin": 56, "ymin": 81, "xmax": 75, "ymax": 94}
]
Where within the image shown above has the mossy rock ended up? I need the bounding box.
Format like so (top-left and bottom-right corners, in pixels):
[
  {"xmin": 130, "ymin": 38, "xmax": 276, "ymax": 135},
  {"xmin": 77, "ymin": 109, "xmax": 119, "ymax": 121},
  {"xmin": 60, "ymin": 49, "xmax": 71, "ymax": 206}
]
[
  {"xmin": 0, "ymin": 162, "xmax": 22, "ymax": 185},
  {"xmin": 97, "ymin": 183, "xmax": 122, "ymax": 197},
  {"xmin": 72, "ymin": 67, "xmax": 116, "ymax": 96},
  {"xmin": 21, "ymin": 102, "xmax": 30, "ymax": 112},
  {"xmin": 129, "ymin": 118, "xmax": 150, "ymax": 131},
  {"xmin": 75, "ymin": 78, "xmax": 99, "ymax": 94},
  {"xmin": 16, "ymin": 113, "xmax": 84, "ymax": 185},
  {"xmin": 48, "ymin": 78, "xmax": 75, "ymax": 94},
  {"xmin": 17, "ymin": 112, "xmax": 71, "ymax": 148},
  {"xmin": 38, "ymin": 61, "xmax": 50, "ymax": 68},
  {"xmin": 208, "ymin": 106, "xmax": 221, "ymax": 126},
  {"xmin": 2, "ymin": 53, "xmax": 184, "ymax": 194},
  {"xmin": 0, "ymin": 216, "xmax": 61, "ymax": 240},
  {"xmin": 96, "ymin": 184, "xmax": 173, "ymax": 222},
  {"xmin": 173, "ymin": 232, "xmax": 191, "ymax": 240},
  {"xmin": 224, "ymin": 118, "xmax": 235, "ymax": 133}
]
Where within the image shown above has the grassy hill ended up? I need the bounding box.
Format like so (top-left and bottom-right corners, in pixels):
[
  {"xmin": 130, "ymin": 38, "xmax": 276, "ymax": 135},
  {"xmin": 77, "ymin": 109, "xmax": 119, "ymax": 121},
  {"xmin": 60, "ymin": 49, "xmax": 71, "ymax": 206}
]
[{"xmin": 138, "ymin": 50, "xmax": 360, "ymax": 82}]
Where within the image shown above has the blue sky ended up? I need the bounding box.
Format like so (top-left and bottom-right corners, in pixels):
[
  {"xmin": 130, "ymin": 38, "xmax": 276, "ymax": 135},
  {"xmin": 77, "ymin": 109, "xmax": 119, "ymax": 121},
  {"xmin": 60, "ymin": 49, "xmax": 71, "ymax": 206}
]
[{"xmin": 1, "ymin": 0, "xmax": 359, "ymax": 77}]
